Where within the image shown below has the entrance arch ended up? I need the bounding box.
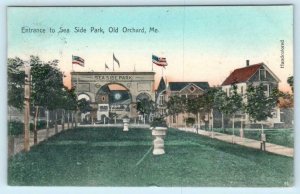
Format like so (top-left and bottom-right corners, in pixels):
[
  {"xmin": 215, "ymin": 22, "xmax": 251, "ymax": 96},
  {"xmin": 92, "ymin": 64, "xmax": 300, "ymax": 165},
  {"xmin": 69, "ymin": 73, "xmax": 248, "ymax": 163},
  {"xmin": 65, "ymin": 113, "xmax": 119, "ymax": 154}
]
[
  {"xmin": 71, "ymin": 71, "xmax": 155, "ymax": 122},
  {"xmin": 96, "ymin": 83, "xmax": 132, "ymax": 121}
]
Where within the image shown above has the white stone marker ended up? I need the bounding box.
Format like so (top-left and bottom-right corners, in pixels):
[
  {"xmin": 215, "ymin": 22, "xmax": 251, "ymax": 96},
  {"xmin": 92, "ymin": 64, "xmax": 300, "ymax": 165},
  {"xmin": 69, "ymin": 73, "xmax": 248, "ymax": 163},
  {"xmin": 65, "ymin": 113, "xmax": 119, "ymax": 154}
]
[
  {"xmin": 151, "ymin": 127, "xmax": 168, "ymax": 155},
  {"xmin": 123, "ymin": 118, "xmax": 129, "ymax": 131}
]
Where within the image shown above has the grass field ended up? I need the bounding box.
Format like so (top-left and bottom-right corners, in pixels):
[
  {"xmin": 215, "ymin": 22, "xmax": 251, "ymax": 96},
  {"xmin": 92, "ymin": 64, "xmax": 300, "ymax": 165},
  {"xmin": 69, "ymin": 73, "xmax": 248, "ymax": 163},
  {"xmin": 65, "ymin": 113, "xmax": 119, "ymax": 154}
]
[
  {"xmin": 8, "ymin": 127, "xmax": 293, "ymax": 186},
  {"xmin": 213, "ymin": 128, "xmax": 294, "ymax": 147}
]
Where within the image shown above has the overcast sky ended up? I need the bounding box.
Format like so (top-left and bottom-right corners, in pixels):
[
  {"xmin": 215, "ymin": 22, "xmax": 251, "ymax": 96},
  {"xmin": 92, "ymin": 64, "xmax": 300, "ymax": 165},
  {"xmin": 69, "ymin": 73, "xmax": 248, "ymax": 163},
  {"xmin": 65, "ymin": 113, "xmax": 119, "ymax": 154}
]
[{"xmin": 7, "ymin": 6, "xmax": 293, "ymax": 92}]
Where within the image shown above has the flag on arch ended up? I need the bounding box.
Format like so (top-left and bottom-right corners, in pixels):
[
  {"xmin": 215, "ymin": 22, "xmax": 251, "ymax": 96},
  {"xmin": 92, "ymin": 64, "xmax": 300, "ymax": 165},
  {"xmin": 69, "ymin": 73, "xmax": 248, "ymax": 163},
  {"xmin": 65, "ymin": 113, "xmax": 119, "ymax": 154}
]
[
  {"xmin": 113, "ymin": 53, "xmax": 120, "ymax": 67},
  {"xmin": 105, "ymin": 63, "xmax": 109, "ymax": 70},
  {"xmin": 72, "ymin": 55, "xmax": 84, "ymax": 67},
  {"xmin": 152, "ymin": 54, "xmax": 168, "ymax": 67}
]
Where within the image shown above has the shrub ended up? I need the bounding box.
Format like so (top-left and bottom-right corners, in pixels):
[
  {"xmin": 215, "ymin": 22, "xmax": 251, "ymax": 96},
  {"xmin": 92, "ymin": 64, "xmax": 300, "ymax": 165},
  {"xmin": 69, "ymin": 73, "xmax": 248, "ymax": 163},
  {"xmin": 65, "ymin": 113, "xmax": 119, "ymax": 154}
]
[
  {"xmin": 186, "ymin": 117, "xmax": 195, "ymax": 126},
  {"xmin": 151, "ymin": 116, "xmax": 167, "ymax": 128},
  {"xmin": 8, "ymin": 121, "xmax": 24, "ymax": 136}
]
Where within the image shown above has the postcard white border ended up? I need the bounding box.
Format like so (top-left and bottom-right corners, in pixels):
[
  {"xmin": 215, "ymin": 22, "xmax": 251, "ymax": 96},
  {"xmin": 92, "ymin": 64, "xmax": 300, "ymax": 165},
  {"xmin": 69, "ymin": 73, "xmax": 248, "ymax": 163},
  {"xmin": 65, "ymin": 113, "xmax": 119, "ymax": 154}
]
[{"xmin": 0, "ymin": 1, "xmax": 299, "ymax": 194}]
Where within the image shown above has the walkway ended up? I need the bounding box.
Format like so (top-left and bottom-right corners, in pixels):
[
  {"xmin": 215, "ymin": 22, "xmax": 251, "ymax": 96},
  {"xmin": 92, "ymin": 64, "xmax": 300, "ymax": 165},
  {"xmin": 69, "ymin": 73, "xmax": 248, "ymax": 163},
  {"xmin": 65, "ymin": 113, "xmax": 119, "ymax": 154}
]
[
  {"xmin": 9, "ymin": 123, "xmax": 149, "ymax": 156},
  {"xmin": 178, "ymin": 127, "xmax": 294, "ymax": 158},
  {"xmin": 9, "ymin": 124, "xmax": 70, "ymax": 156}
]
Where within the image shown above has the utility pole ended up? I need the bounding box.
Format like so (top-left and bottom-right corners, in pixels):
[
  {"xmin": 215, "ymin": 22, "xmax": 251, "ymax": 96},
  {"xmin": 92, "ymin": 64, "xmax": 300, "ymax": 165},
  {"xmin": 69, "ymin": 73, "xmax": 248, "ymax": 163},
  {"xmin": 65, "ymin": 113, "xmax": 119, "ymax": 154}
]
[{"xmin": 24, "ymin": 65, "xmax": 31, "ymax": 152}]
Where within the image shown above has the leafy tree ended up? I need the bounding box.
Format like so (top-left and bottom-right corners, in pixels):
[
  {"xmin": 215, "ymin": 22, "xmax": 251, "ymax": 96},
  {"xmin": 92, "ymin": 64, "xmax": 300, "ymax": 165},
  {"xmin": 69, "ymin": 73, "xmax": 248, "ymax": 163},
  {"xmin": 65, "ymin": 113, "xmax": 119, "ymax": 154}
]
[
  {"xmin": 278, "ymin": 76, "xmax": 294, "ymax": 109},
  {"xmin": 64, "ymin": 86, "xmax": 78, "ymax": 127},
  {"xmin": 185, "ymin": 96, "xmax": 204, "ymax": 130},
  {"xmin": 202, "ymin": 88, "xmax": 218, "ymax": 130},
  {"xmin": 77, "ymin": 98, "xmax": 93, "ymax": 114},
  {"xmin": 166, "ymin": 95, "xmax": 185, "ymax": 127},
  {"xmin": 8, "ymin": 57, "xmax": 25, "ymax": 110},
  {"xmin": 223, "ymin": 84, "xmax": 243, "ymax": 135},
  {"xmin": 244, "ymin": 84, "xmax": 279, "ymax": 132},
  {"xmin": 213, "ymin": 89, "xmax": 228, "ymax": 130},
  {"xmin": 30, "ymin": 56, "xmax": 64, "ymax": 143},
  {"xmin": 137, "ymin": 99, "xmax": 155, "ymax": 124},
  {"xmin": 287, "ymin": 76, "xmax": 293, "ymax": 93},
  {"xmin": 77, "ymin": 98, "xmax": 93, "ymax": 124}
]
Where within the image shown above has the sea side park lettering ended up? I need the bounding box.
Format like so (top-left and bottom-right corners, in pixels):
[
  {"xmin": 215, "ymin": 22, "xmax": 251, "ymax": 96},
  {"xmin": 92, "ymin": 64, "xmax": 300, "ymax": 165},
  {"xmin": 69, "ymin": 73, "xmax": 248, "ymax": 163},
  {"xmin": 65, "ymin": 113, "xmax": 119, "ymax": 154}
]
[{"xmin": 95, "ymin": 75, "xmax": 133, "ymax": 81}]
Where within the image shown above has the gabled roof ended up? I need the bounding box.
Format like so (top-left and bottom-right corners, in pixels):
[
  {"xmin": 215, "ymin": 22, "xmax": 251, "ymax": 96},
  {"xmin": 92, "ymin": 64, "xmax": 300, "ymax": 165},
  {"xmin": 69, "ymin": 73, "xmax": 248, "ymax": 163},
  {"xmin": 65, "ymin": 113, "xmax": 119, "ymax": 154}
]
[
  {"xmin": 98, "ymin": 85, "xmax": 111, "ymax": 93},
  {"xmin": 221, "ymin": 63, "xmax": 262, "ymax": 86},
  {"xmin": 169, "ymin": 82, "xmax": 209, "ymax": 91},
  {"xmin": 156, "ymin": 77, "xmax": 166, "ymax": 94}
]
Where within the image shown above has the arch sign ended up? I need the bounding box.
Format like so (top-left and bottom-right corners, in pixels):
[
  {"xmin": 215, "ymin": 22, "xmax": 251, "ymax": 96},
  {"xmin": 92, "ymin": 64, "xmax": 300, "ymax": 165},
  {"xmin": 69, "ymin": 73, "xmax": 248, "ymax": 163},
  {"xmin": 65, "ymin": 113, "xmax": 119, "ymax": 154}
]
[{"xmin": 71, "ymin": 71, "xmax": 155, "ymax": 121}]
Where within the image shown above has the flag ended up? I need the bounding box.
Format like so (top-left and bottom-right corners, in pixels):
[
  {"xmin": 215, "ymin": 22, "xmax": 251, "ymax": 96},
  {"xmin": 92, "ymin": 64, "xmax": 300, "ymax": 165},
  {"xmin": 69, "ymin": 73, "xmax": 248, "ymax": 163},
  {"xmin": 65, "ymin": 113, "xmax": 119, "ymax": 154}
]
[
  {"xmin": 113, "ymin": 53, "xmax": 120, "ymax": 67},
  {"xmin": 72, "ymin": 55, "xmax": 84, "ymax": 67},
  {"xmin": 105, "ymin": 63, "xmax": 109, "ymax": 70},
  {"xmin": 152, "ymin": 54, "xmax": 168, "ymax": 67}
]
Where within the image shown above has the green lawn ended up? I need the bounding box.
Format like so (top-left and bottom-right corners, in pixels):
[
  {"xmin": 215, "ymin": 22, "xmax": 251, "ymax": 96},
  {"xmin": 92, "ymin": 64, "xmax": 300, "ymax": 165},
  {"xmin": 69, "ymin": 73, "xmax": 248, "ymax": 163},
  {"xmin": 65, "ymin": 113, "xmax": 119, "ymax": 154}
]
[
  {"xmin": 8, "ymin": 127, "xmax": 293, "ymax": 186},
  {"xmin": 213, "ymin": 128, "xmax": 294, "ymax": 147}
]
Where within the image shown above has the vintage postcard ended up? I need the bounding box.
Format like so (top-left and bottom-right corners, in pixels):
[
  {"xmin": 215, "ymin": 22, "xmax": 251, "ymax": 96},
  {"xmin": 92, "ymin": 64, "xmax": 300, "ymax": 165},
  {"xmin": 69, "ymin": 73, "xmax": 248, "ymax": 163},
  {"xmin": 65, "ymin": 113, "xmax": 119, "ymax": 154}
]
[{"xmin": 7, "ymin": 6, "xmax": 294, "ymax": 187}]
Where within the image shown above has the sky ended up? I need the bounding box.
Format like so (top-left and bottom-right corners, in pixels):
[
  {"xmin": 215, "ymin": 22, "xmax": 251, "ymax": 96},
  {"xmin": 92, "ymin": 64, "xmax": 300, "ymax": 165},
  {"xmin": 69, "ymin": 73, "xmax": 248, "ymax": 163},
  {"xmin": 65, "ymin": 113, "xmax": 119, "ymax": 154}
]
[{"xmin": 7, "ymin": 6, "xmax": 293, "ymax": 92}]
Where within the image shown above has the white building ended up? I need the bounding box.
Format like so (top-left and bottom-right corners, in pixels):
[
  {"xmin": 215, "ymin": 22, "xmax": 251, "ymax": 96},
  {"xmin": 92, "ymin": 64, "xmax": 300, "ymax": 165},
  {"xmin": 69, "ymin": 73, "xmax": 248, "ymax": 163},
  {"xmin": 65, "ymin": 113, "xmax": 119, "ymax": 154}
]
[{"xmin": 221, "ymin": 60, "xmax": 281, "ymax": 127}]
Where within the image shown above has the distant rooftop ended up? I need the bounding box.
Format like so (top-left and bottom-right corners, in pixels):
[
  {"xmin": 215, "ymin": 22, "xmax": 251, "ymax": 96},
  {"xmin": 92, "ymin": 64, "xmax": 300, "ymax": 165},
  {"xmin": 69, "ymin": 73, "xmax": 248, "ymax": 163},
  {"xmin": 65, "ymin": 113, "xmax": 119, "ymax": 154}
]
[{"xmin": 169, "ymin": 82, "xmax": 209, "ymax": 91}]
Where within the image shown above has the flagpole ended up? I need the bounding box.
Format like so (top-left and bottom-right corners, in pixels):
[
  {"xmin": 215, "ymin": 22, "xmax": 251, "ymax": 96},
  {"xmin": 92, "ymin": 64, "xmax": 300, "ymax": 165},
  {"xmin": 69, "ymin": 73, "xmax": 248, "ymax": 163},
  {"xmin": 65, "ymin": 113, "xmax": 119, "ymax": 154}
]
[
  {"xmin": 113, "ymin": 53, "xmax": 115, "ymax": 71},
  {"xmin": 72, "ymin": 55, "xmax": 74, "ymax": 72},
  {"xmin": 151, "ymin": 54, "xmax": 153, "ymax": 71}
]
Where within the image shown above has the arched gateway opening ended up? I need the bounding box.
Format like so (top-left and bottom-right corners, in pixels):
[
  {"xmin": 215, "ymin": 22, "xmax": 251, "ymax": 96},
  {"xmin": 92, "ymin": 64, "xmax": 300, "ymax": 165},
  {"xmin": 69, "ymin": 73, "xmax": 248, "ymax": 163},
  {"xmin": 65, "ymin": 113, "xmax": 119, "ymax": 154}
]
[
  {"xmin": 95, "ymin": 83, "xmax": 132, "ymax": 122},
  {"xmin": 71, "ymin": 71, "xmax": 155, "ymax": 124}
]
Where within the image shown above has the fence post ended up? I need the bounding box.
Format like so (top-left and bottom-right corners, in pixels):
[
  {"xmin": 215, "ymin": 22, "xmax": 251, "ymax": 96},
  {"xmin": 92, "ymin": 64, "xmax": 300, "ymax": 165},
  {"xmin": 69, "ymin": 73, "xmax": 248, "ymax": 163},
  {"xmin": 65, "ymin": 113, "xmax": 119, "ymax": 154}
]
[{"xmin": 8, "ymin": 136, "xmax": 15, "ymax": 157}]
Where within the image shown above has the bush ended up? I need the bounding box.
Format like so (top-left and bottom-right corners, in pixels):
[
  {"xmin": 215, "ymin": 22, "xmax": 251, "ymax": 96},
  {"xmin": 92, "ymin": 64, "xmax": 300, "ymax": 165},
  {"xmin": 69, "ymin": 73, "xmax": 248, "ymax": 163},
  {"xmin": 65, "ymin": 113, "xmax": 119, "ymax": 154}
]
[
  {"xmin": 31, "ymin": 120, "xmax": 55, "ymax": 130},
  {"xmin": 186, "ymin": 117, "xmax": 195, "ymax": 126},
  {"xmin": 151, "ymin": 117, "xmax": 167, "ymax": 128},
  {"xmin": 8, "ymin": 121, "xmax": 23, "ymax": 136},
  {"xmin": 8, "ymin": 120, "xmax": 54, "ymax": 136}
]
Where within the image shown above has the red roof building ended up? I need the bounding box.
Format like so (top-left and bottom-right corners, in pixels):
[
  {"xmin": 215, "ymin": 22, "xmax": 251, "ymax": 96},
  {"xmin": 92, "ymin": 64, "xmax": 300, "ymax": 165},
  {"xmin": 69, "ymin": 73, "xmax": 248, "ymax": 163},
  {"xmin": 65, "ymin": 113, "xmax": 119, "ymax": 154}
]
[{"xmin": 222, "ymin": 62, "xmax": 280, "ymax": 86}]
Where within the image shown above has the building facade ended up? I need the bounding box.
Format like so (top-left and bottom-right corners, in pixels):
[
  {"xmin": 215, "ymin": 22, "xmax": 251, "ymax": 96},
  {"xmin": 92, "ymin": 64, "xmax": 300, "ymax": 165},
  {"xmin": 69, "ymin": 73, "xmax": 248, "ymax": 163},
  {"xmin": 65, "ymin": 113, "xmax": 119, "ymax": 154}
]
[
  {"xmin": 158, "ymin": 81, "xmax": 210, "ymax": 128},
  {"xmin": 221, "ymin": 60, "xmax": 281, "ymax": 127}
]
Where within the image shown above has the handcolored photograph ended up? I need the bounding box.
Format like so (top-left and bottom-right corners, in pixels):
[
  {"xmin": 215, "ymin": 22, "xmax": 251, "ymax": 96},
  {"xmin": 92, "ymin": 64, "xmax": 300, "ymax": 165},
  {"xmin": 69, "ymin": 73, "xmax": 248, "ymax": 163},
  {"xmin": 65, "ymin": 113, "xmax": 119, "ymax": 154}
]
[{"xmin": 7, "ymin": 6, "xmax": 293, "ymax": 186}]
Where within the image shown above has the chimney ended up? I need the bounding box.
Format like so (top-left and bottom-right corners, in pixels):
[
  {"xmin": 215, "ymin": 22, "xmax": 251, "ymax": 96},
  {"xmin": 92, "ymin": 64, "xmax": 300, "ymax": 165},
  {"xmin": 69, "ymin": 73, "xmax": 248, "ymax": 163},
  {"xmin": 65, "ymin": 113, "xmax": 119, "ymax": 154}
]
[{"xmin": 246, "ymin": 60, "xmax": 250, "ymax": 67}]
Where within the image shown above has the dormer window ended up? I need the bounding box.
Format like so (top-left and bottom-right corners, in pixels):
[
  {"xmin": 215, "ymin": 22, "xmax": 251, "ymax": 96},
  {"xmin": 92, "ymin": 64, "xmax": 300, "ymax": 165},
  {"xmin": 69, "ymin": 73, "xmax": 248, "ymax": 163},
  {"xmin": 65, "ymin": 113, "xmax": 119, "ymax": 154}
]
[{"xmin": 189, "ymin": 86, "xmax": 195, "ymax": 92}]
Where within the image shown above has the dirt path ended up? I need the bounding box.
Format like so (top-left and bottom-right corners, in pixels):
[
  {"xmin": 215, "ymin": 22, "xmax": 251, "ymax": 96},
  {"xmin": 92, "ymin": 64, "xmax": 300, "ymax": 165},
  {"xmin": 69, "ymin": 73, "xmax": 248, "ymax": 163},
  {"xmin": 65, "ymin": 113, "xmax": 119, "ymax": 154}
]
[
  {"xmin": 178, "ymin": 127, "xmax": 294, "ymax": 158},
  {"xmin": 9, "ymin": 124, "xmax": 70, "ymax": 156}
]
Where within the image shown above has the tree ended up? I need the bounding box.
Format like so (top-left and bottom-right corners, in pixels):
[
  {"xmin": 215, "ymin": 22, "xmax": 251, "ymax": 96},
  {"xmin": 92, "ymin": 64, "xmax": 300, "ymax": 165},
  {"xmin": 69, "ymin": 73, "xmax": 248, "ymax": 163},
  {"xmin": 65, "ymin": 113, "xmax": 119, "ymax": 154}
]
[
  {"xmin": 78, "ymin": 97, "xmax": 94, "ymax": 122},
  {"xmin": 30, "ymin": 56, "xmax": 64, "ymax": 143},
  {"xmin": 287, "ymin": 76, "xmax": 293, "ymax": 93},
  {"xmin": 244, "ymin": 84, "xmax": 279, "ymax": 133},
  {"xmin": 166, "ymin": 95, "xmax": 185, "ymax": 127},
  {"xmin": 185, "ymin": 96, "xmax": 204, "ymax": 131},
  {"xmin": 278, "ymin": 76, "xmax": 294, "ymax": 109},
  {"xmin": 213, "ymin": 89, "xmax": 228, "ymax": 131},
  {"xmin": 202, "ymin": 88, "xmax": 218, "ymax": 131},
  {"xmin": 8, "ymin": 57, "xmax": 25, "ymax": 110},
  {"xmin": 64, "ymin": 86, "xmax": 78, "ymax": 128},
  {"xmin": 223, "ymin": 84, "xmax": 243, "ymax": 137},
  {"xmin": 137, "ymin": 99, "xmax": 155, "ymax": 124}
]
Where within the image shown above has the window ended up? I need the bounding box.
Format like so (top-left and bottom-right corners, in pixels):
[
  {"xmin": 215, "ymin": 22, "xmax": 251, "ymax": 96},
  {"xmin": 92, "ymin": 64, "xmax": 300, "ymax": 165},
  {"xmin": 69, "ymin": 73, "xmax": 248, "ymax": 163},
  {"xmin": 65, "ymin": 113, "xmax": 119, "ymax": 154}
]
[
  {"xmin": 159, "ymin": 95, "xmax": 165, "ymax": 106},
  {"xmin": 260, "ymin": 69, "xmax": 267, "ymax": 80},
  {"xmin": 189, "ymin": 86, "xmax": 195, "ymax": 92},
  {"xmin": 241, "ymin": 86, "xmax": 244, "ymax": 95}
]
